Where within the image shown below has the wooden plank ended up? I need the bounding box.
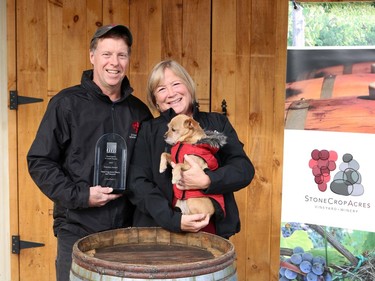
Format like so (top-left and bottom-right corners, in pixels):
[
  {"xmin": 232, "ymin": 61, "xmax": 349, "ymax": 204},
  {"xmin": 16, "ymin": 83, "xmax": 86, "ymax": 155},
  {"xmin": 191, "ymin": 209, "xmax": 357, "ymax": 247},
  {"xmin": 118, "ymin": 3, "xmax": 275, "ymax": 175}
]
[
  {"xmin": 129, "ymin": 0, "xmax": 152, "ymax": 104},
  {"xmin": 212, "ymin": 1, "xmax": 254, "ymax": 280},
  {"xmin": 162, "ymin": 0, "xmax": 183, "ymax": 60},
  {"xmin": 7, "ymin": 0, "xmax": 19, "ymax": 279},
  {"xmin": 245, "ymin": 0, "xmax": 280, "ymax": 279},
  {"xmin": 17, "ymin": 0, "xmax": 51, "ymax": 279},
  {"xmin": 182, "ymin": 0, "xmax": 211, "ymax": 112},
  {"xmin": 86, "ymin": 0, "xmax": 102, "ymax": 69},
  {"xmin": 103, "ymin": 0, "xmax": 129, "ymax": 25},
  {"xmin": 147, "ymin": 0, "xmax": 163, "ymax": 69},
  {"xmin": 272, "ymin": 2, "xmax": 288, "ymax": 280},
  {"xmin": 62, "ymin": 0, "xmax": 87, "ymax": 87},
  {"xmin": 232, "ymin": 0, "xmax": 252, "ymax": 280},
  {"xmin": 248, "ymin": 58, "xmax": 274, "ymax": 280},
  {"xmin": 211, "ymin": 0, "xmax": 236, "ymax": 116},
  {"xmin": 48, "ymin": 0, "xmax": 63, "ymax": 94},
  {"xmin": 245, "ymin": 0, "xmax": 288, "ymax": 280}
]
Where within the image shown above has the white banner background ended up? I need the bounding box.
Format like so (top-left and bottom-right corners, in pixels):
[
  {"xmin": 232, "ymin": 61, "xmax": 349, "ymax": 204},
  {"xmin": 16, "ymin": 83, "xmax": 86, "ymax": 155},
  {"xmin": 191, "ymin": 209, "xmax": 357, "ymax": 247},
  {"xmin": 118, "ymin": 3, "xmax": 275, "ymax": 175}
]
[{"xmin": 282, "ymin": 129, "xmax": 375, "ymax": 232}]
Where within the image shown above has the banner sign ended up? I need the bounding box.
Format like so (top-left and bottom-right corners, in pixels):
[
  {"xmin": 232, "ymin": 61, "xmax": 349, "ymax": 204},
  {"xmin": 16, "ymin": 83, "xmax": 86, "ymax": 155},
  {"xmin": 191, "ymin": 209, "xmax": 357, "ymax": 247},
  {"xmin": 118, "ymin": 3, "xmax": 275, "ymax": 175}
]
[{"xmin": 282, "ymin": 129, "xmax": 374, "ymax": 233}]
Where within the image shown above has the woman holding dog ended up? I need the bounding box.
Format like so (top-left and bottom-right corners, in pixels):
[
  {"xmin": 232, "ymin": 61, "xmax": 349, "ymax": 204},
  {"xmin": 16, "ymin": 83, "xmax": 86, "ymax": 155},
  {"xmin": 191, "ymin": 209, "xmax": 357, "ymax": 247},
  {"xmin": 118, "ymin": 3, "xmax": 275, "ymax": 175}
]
[{"xmin": 128, "ymin": 60, "xmax": 255, "ymax": 238}]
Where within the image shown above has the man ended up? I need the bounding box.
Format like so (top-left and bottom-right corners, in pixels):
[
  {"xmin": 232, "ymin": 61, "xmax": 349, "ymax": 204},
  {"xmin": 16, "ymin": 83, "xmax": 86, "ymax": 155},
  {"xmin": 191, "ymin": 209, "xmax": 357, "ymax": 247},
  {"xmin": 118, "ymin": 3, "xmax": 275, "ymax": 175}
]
[{"xmin": 27, "ymin": 24, "xmax": 152, "ymax": 281}]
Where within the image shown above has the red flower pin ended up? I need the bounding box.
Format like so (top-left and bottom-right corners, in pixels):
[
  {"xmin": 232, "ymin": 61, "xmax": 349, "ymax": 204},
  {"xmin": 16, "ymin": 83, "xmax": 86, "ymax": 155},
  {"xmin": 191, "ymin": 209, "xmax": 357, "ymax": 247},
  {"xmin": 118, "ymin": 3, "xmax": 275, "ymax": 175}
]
[{"xmin": 132, "ymin": 121, "xmax": 140, "ymax": 134}]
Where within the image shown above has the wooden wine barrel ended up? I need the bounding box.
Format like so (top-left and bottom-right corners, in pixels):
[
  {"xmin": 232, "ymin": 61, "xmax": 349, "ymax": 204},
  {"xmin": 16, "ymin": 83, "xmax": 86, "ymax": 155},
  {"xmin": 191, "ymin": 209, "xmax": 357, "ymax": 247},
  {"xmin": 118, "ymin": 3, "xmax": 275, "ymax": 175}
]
[
  {"xmin": 70, "ymin": 227, "xmax": 237, "ymax": 281},
  {"xmin": 286, "ymin": 73, "xmax": 375, "ymax": 102},
  {"xmin": 284, "ymin": 94, "xmax": 375, "ymax": 134},
  {"xmin": 296, "ymin": 61, "xmax": 375, "ymax": 81}
]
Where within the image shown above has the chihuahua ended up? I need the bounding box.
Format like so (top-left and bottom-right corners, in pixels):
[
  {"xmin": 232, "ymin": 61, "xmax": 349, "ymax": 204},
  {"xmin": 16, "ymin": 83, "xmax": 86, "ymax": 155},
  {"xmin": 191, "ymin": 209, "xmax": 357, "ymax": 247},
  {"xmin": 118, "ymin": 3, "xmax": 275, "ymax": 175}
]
[{"xmin": 159, "ymin": 114, "xmax": 227, "ymax": 216}]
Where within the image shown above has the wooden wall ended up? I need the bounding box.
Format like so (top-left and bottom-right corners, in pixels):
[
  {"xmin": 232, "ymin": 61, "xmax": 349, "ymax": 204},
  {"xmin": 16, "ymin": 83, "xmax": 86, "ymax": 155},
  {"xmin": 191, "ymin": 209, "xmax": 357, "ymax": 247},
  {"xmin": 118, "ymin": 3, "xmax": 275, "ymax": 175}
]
[{"xmin": 7, "ymin": 0, "xmax": 288, "ymax": 280}]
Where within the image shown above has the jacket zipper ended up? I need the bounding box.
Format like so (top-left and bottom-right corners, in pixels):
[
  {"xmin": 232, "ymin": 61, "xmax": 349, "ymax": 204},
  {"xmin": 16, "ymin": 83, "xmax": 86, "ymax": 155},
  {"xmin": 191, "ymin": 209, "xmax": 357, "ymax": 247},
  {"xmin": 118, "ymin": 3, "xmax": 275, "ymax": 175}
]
[{"xmin": 111, "ymin": 104, "xmax": 116, "ymax": 133}]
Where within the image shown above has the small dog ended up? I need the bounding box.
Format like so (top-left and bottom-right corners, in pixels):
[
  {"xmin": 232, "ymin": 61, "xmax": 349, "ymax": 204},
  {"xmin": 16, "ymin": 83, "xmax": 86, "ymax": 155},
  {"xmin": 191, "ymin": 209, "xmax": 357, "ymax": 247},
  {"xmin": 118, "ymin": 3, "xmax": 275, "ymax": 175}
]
[{"xmin": 159, "ymin": 114, "xmax": 227, "ymax": 216}]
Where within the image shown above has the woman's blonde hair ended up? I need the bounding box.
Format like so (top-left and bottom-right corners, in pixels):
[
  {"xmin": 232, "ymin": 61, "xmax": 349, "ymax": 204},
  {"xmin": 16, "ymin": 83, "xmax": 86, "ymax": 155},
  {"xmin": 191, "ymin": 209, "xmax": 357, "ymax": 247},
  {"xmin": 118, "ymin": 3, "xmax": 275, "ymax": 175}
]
[{"xmin": 147, "ymin": 60, "xmax": 197, "ymax": 111}]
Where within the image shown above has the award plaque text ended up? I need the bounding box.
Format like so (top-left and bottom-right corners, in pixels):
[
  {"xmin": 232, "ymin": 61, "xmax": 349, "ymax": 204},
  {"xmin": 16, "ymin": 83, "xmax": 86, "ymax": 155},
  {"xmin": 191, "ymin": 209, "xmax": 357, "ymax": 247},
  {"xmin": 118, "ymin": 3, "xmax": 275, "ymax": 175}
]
[{"xmin": 93, "ymin": 133, "xmax": 127, "ymax": 193}]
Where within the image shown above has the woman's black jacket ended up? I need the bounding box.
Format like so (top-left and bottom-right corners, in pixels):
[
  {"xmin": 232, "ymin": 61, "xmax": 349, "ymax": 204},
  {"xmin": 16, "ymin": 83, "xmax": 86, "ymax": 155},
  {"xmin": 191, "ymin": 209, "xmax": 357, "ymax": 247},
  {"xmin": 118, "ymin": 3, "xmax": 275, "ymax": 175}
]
[{"xmin": 128, "ymin": 107, "xmax": 255, "ymax": 238}]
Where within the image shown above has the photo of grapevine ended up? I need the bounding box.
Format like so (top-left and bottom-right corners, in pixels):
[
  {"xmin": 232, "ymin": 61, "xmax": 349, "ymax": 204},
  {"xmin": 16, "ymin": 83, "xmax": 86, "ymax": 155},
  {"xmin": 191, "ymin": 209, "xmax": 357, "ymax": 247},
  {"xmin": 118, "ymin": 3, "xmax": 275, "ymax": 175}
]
[
  {"xmin": 280, "ymin": 246, "xmax": 332, "ymax": 280},
  {"xmin": 280, "ymin": 222, "xmax": 375, "ymax": 280}
]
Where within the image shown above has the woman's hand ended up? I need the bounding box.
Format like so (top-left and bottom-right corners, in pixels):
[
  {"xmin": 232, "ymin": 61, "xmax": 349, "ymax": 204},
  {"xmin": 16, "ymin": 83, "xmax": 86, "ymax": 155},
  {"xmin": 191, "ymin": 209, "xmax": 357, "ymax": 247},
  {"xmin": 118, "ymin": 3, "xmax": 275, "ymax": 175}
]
[
  {"xmin": 174, "ymin": 155, "xmax": 211, "ymax": 190},
  {"xmin": 88, "ymin": 186, "xmax": 122, "ymax": 207},
  {"xmin": 181, "ymin": 213, "xmax": 210, "ymax": 232}
]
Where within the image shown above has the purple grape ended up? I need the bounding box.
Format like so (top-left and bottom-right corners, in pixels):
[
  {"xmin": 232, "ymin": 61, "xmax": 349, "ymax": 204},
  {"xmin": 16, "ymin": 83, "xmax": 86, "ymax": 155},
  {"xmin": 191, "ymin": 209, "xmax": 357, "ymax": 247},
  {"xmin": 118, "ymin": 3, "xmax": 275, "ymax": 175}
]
[
  {"xmin": 306, "ymin": 272, "xmax": 318, "ymax": 281},
  {"xmin": 312, "ymin": 255, "xmax": 326, "ymax": 266},
  {"xmin": 302, "ymin": 252, "xmax": 313, "ymax": 262},
  {"xmin": 279, "ymin": 277, "xmax": 289, "ymax": 281},
  {"xmin": 312, "ymin": 262, "xmax": 324, "ymax": 275},
  {"xmin": 290, "ymin": 253, "xmax": 303, "ymax": 265},
  {"xmin": 299, "ymin": 260, "xmax": 312, "ymax": 273},
  {"xmin": 293, "ymin": 246, "xmax": 304, "ymax": 254},
  {"xmin": 284, "ymin": 269, "xmax": 298, "ymax": 279},
  {"xmin": 279, "ymin": 267, "xmax": 286, "ymax": 276}
]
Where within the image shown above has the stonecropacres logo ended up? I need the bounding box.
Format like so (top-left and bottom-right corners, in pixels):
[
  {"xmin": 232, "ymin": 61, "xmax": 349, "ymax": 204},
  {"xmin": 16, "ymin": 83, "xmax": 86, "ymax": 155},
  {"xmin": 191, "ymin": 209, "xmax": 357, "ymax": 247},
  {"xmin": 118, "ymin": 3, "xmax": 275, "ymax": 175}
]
[{"xmin": 308, "ymin": 149, "xmax": 364, "ymax": 197}]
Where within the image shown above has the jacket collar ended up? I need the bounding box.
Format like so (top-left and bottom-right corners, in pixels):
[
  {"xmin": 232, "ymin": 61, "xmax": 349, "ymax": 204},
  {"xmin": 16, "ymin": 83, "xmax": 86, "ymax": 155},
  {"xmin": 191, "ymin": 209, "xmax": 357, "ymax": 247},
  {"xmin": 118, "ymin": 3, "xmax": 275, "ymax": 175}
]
[
  {"xmin": 159, "ymin": 102, "xmax": 200, "ymax": 122},
  {"xmin": 81, "ymin": 69, "xmax": 134, "ymax": 103}
]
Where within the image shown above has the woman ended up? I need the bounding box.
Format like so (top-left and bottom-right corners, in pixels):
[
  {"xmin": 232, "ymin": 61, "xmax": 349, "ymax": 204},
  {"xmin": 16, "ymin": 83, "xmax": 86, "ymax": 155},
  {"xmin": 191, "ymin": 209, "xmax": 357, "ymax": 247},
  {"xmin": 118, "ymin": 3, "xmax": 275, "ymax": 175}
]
[{"xmin": 128, "ymin": 60, "xmax": 255, "ymax": 238}]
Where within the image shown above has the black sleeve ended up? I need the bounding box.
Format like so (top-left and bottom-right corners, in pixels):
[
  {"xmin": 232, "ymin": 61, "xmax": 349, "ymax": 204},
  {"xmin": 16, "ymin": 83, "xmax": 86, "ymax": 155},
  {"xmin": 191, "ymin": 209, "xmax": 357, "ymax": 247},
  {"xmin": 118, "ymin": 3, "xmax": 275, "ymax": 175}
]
[
  {"xmin": 26, "ymin": 96, "xmax": 90, "ymax": 209},
  {"xmin": 204, "ymin": 114, "xmax": 255, "ymax": 195},
  {"xmin": 127, "ymin": 121, "xmax": 182, "ymax": 232}
]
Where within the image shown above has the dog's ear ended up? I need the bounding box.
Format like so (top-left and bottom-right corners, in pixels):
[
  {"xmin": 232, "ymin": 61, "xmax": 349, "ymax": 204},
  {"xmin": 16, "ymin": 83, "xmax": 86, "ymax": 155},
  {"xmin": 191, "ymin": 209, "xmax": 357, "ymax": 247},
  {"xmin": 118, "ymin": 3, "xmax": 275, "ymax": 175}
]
[{"xmin": 183, "ymin": 118, "xmax": 199, "ymax": 129}]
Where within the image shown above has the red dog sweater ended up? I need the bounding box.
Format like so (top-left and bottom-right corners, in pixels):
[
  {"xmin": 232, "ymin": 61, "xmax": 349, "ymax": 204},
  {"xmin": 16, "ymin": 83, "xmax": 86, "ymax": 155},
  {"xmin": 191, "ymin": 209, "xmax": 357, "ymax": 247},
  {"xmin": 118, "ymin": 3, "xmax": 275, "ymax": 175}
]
[{"xmin": 171, "ymin": 142, "xmax": 225, "ymax": 215}]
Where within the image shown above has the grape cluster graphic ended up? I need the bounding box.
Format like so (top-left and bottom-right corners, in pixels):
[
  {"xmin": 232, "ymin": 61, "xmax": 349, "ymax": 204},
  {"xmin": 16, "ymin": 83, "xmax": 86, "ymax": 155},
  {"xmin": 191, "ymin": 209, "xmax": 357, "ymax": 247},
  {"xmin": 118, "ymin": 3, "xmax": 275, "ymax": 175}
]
[
  {"xmin": 280, "ymin": 246, "xmax": 332, "ymax": 281},
  {"xmin": 308, "ymin": 150, "xmax": 364, "ymax": 196},
  {"xmin": 308, "ymin": 149, "xmax": 337, "ymax": 192}
]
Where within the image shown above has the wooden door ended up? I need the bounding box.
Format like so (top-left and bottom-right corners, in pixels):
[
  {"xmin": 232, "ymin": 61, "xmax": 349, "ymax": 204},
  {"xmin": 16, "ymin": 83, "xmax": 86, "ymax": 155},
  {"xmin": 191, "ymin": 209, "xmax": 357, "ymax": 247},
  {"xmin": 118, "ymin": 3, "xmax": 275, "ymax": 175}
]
[{"xmin": 8, "ymin": 0, "xmax": 56, "ymax": 280}]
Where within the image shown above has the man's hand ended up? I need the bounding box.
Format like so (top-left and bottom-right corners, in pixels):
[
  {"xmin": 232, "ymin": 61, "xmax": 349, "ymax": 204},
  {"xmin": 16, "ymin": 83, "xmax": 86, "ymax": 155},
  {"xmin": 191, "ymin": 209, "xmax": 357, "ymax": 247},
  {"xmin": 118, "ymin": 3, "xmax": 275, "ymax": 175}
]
[
  {"xmin": 180, "ymin": 213, "xmax": 210, "ymax": 232},
  {"xmin": 88, "ymin": 186, "xmax": 122, "ymax": 207}
]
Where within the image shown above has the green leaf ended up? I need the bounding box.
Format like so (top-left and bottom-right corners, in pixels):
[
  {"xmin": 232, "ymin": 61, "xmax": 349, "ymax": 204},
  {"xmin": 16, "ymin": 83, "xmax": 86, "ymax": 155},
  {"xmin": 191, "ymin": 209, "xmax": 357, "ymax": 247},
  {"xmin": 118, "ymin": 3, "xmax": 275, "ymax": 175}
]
[{"xmin": 280, "ymin": 230, "xmax": 314, "ymax": 251}]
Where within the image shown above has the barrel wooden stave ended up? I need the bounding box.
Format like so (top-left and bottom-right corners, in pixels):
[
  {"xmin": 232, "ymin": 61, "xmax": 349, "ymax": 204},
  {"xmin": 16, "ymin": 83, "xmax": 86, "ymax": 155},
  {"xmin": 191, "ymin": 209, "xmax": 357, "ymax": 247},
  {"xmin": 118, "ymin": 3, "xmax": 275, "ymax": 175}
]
[
  {"xmin": 296, "ymin": 61, "xmax": 375, "ymax": 81},
  {"xmin": 285, "ymin": 96, "xmax": 375, "ymax": 134},
  {"xmin": 286, "ymin": 73, "xmax": 375, "ymax": 102},
  {"xmin": 70, "ymin": 227, "xmax": 237, "ymax": 281}
]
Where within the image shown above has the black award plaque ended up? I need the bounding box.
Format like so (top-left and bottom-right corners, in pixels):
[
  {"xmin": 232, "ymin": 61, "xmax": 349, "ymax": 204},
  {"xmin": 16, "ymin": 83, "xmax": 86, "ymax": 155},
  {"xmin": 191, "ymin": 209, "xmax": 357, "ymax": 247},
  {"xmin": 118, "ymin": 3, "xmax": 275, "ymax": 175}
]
[{"xmin": 93, "ymin": 133, "xmax": 127, "ymax": 193}]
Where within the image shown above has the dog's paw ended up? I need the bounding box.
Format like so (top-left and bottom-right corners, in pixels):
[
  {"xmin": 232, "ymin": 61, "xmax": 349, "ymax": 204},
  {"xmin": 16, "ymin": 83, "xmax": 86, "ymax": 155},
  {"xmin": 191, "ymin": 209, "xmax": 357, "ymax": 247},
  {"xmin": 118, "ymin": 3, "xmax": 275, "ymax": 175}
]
[
  {"xmin": 159, "ymin": 153, "xmax": 168, "ymax": 173},
  {"xmin": 159, "ymin": 163, "xmax": 167, "ymax": 173}
]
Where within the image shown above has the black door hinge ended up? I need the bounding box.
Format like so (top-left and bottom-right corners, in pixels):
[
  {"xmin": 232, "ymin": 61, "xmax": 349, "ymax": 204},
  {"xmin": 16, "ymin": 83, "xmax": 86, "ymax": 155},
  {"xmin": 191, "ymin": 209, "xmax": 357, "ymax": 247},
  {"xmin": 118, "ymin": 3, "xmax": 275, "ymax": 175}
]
[
  {"xmin": 12, "ymin": 235, "xmax": 45, "ymax": 254},
  {"xmin": 9, "ymin": 90, "xmax": 43, "ymax": 110}
]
